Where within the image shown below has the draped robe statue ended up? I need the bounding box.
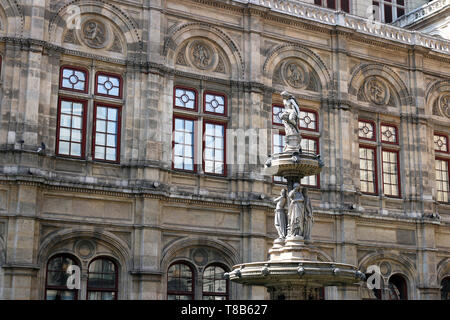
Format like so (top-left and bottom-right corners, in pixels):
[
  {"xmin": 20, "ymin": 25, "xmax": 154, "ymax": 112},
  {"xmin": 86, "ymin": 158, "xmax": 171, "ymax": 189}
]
[
  {"xmin": 288, "ymin": 184, "xmax": 305, "ymax": 237},
  {"xmin": 302, "ymin": 188, "xmax": 314, "ymax": 240},
  {"xmin": 274, "ymin": 189, "xmax": 288, "ymax": 239}
]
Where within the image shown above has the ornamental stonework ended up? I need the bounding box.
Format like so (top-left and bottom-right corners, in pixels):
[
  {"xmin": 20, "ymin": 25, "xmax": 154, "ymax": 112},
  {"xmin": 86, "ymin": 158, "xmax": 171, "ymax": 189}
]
[
  {"xmin": 189, "ymin": 40, "xmax": 215, "ymax": 70},
  {"xmin": 439, "ymin": 94, "xmax": 450, "ymax": 118},
  {"xmin": 281, "ymin": 60, "xmax": 309, "ymax": 89},
  {"xmin": 364, "ymin": 77, "xmax": 390, "ymax": 105},
  {"xmin": 176, "ymin": 39, "xmax": 227, "ymax": 74},
  {"xmin": 81, "ymin": 19, "xmax": 108, "ymax": 49}
]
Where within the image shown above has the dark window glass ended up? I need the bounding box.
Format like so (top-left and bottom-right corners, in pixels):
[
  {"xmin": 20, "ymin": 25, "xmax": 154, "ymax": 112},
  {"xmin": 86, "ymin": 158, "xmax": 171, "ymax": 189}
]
[
  {"xmin": 384, "ymin": 4, "xmax": 393, "ymax": 23},
  {"xmin": 87, "ymin": 258, "xmax": 118, "ymax": 300},
  {"xmin": 327, "ymin": 0, "xmax": 336, "ymax": 9},
  {"xmin": 341, "ymin": 0, "xmax": 350, "ymax": 13},
  {"xmin": 442, "ymin": 278, "xmax": 450, "ymax": 300},
  {"xmin": 203, "ymin": 265, "xmax": 229, "ymax": 300},
  {"xmin": 167, "ymin": 263, "xmax": 194, "ymax": 300},
  {"xmin": 46, "ymin": 255, "xmax": 79, "ymax": 300}
]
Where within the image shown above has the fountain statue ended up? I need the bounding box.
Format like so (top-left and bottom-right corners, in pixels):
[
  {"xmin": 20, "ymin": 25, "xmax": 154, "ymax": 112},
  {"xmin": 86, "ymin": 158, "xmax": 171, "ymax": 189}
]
[{"xmin": 226, "ymin": 92, "xmax": 365, "ymax": 300}]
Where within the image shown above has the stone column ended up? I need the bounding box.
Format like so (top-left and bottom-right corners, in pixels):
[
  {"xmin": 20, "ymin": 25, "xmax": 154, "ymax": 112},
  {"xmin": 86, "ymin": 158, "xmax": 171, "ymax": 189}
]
[{"xmin": 3, "ymin": 184, "xmax": 39, "ymax": 299}]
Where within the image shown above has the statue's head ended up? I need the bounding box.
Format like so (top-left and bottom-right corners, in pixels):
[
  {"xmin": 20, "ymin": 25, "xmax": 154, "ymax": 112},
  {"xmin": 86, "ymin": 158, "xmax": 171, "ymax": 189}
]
[
  {"xmin": 281, "ymin": 189, "xmax": 287, "ymax": 196},
  {"xmin": 281, "ymin": 91, "xmax": 293, "ymax": 100},
  {"xmin": 293, "ymin": 183, "xmax": 301, "ymax": 190},
  {"xmin": 302, "ymin": 187, "xmax": 308, "ymax": 196}
]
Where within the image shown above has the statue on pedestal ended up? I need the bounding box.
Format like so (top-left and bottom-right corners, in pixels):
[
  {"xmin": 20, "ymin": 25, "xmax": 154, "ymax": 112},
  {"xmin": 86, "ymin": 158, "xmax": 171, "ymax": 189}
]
[
  {"xmin": 281, "ymin": 91, "xmax": 302, "ymax": 153},
  {"xmin": 302, "ymin": 188, "xmax": 314, "ymax": 241},
  {"xmin": 274, "ymin": 189, "xmax": 288, "ymax": 239},
  {"xmin": 287, "ymin": 184, "xmax": 305, "ymax": 238}
]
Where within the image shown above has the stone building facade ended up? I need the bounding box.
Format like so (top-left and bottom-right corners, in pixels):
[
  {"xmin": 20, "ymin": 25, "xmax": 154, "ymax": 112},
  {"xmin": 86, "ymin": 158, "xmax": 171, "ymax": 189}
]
[{"xmin": 0, "ymin": 0, "xmax": 449, "ymax": 300}]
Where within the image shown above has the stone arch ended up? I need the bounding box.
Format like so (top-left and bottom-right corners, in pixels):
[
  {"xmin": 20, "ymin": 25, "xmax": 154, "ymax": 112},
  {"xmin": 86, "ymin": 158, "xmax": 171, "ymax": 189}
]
[
  {"xmin": 358, "ymin": 251, "xmax": 416, "ymax": 299},
  {"xmin": 48, "ymin": 0, "xmax": 142, "ymax": 54},
  {"xmin": 425, "ymin": 80, "xmax": 450, "ymax": 118},
  {"xmin": 38, "ymin": 228, "xmax": 131, "ymax": 268},
  {"xmin": 163, "ymin": 22, "xmax": 244, "ymax": 80},
  {"xmin": 0, "ymin": 0, "xmax": 24, "ymax": 36},
  {"xmin": 348, "ymin": 64, "xmax": 410, "ymax": 107},
  {"xmin": 262, "ymin": 44, "xmax": 332, "ymax": 94},
  {"xmin": 437, "ymin": 257, "xmax": 450, "ymax": 282},
  {"xmin": 37, "ymin": 228, "xmax": 132, "ymax": 299},
  {"xmin": 160, "ymin": 237, "xmax": 240, "ymax": 273}
]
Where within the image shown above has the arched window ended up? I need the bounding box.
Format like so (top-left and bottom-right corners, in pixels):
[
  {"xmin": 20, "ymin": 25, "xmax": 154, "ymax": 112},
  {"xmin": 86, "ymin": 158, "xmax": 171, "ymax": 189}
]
[
  {"xmin": 87, "ymin": 257, "xmax": 118, "ymax": 300},
  {"xmin": 167, "ymin": 262, "xmax": 194, "ymax": 300},
  {"xmin": 167, "ymin": 262, "xmax": 195, "ymax": 300},
  {"xmin": 202, "ymin": 265, "xmax": 229, "ymax": 300},
  {"xmin": 387, "ymin": 274, "xmax": 408, "ymax": 300},
  {"xmin": 45, "ymin": 254, "xmax": 79, "ymax": 300},
  {"xmin": 441, "ymin": 277, "xmax": 450, "ymax": 300}
]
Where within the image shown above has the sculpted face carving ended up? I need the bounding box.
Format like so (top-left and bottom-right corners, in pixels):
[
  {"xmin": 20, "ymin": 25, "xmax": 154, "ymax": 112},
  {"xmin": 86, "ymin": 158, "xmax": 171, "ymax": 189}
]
[
  {"xmin": 282, "ymin": 61, "xmax": 309, "ymax": 89},
  {"xmin": 82, "ymin": 20, "xmax": 108, "ymax": 48},
  {"xmin": 440, "ymin": 94, "xmax": 450, "ymax": 118},
  {"xmin": 365, "ymin": 77, "xmax": 389, "ymax": 105}
]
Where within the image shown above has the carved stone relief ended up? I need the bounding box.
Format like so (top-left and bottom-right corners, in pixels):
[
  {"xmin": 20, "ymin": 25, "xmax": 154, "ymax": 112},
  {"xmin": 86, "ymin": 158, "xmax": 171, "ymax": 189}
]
[
  {"xmin": 364, "ymin": 77, "xmax": 390, "ymax": 105},
  {"xmin": 74, "ymin": 239, "xmax": 96, "ymax": 259},
  {"xmin": 62, "ymin": 15, "xmax": 124, "ymax": 54},
  {"xmin": 176, "ymin": 39, "xmax": 227, "ymax": 74},
  {"xmin": 81, "ymin": 19, "xmax": 108, "ymax": 49},
  {"xmin": 439, "ymin": 94, "xmax": 450, "ymax": 118},
  {"xmin": 189, "ymin": 40, "xmax": 215, "ymax": 70},
  {"xmin": 282, "ymin": 61, "xmax": 309, "ymax": 89}
]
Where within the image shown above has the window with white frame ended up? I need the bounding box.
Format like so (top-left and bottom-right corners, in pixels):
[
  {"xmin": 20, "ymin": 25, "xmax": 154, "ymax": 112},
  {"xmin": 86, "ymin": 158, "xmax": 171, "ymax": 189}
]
[
  {"xmin": 314, "ymin": 0, "xmax": 350, "ymax": 13},
  {"xmin": 372, "ymin": 0, "xmax": 405, "ymax": 23}
]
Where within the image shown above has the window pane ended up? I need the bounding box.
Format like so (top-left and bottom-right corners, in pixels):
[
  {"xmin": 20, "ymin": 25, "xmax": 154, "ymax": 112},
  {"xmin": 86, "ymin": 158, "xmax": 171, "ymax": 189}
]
[
  {"xmin": 382, "ymin": 150, "xmax": 399, "ymax": 196},
  {"xmin": 434, "ymin": 135, "xmax": 448, "ymax": 152},
  {"xmin": 71, "ymin": 143, "xmax": 81, "ymax": 156},
  {"xmin": 204, "ymin": 123, "xmax": 225, "ymax": 174},
  {"xmin": 360, "ymin": 147, "xmax": 377, "ymax": 194},
  {"xmin": 97, "ymin": 107, "xmax": 107, "ymax": 120},
  {"xmin": 46, "ymin": 290, "xmax": 77, "ymax": 300},
  {"xmin": 97, "ymin": 74, "xmax": 121, "ymax": 97},
  {"xmin": 168, "ymin": 263, "xmax": 193, "ymax": 293},
  {"xmin": 173, "ymin": 118, "xmax": 195, "ymax": 171},
  {"xmin": 299, "ymin": 110, "xmax": 317, "ymax": 130},
  {"xmin": 61, "ymin": 67, "xmax": 87, "ymax": 92},
  {"xmin": 175, "ymin": 88, "xmax": 196, "ymax": 109},
  {"xmin": 436, "ymin": 159, "xmax": 449, "ymax": 203},
  {"xmin": 59, "ymin": 141, "xmax": 70, "ymax": 155},
  {"xmin": 88, "ymin": 259, "xmax": 116, "ymax": 289},
  {"xmin": 359, "ymin": 121, "xmax": 374, "ymax": 140},
  {"xmin": 205, "ymin": 93, "xmax": 226, "ymax": 114},
  {"xmin": 60, "ymin": 128, "xmax": 71, "ymax": 141},
  {"xmin": 381, "ymin": 125, "xmax": 397, "ymax": 143}
]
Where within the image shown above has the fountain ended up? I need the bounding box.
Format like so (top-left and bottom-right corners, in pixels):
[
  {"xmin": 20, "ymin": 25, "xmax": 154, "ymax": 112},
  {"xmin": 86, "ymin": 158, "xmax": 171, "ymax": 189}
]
[{"xmin": 226, "ymin": 92, "xmax": 365, "ymax": 300}]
